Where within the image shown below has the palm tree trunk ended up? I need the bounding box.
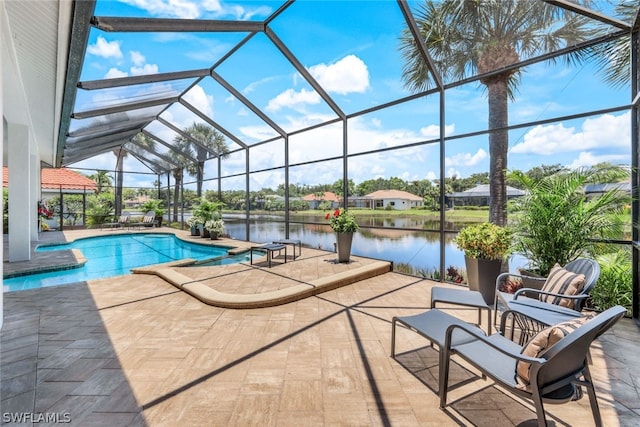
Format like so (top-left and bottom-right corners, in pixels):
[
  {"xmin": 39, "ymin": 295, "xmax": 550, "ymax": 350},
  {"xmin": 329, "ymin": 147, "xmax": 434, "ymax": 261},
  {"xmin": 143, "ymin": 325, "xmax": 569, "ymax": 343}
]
[
  {"xmin": 173, "ymin": 170, "xmax": 182, "ymax": 223},
  {"xmin": 115, "ymin": 156, "xmax": 124, "ymax": 216},
  {"xmin": 196, "ymin": 161, "xmax": 204, "ymax": 198},
  {"xmin": 487, "ymin": 79, "xmax": 509, "ymax": 226}
]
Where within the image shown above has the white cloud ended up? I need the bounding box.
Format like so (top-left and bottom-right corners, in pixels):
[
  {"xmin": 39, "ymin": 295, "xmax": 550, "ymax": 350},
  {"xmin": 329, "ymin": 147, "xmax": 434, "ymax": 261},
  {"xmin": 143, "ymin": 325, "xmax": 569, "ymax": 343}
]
[
  {"xmin": 447, "ymin": 168, "xmax": 461, "ymax": 179},
  {"xmin": 309, "ymin": 55, "xmax": 370, "ymax": 95},
  {"xmin": 420, "ymin": 124, "xmax": 455, "ymax": 139},
  {"xmin": 511, "ymin": 112, "xmax": 630, "ymax": 155},
  {"xmin": 104, "ymin": 68, "xmax": 128, "ymax": 79},
  {"xmin": 131, "ymin": 63, "xmax": 159, "ymax": 76},
  {"xmin": 265, "ymin": 88, "xmax": 321, "ymax": 112},
  {"xmin": 87, "ymin": 36, "xmax": 123, "ymax": 59},
  {"xmin": 130, "ymin": 51, "xmax": 145, "ymax": 66},
  {"xmin": 445, "ymin": 149, "xmax": 487, "ymax": 167},
  {"xmin": 119, "ymin": 0, "xmax": 271, "ymax": 20},
  {"xmin": 119, "ymin": 0, "xmax": 200, "ymax": 19},
  {"xmin": 568, "ymin": 151, "xmax": 630, "ymax": 169},
  {"xmin": 182, "ymin": 85, "xmax": 214, "ymax": 120}
]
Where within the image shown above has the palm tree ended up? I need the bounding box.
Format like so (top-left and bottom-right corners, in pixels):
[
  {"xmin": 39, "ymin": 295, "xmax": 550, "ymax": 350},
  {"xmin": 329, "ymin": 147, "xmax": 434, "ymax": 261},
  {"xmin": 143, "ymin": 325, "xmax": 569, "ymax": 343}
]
[
  {"xmin": 167, "ymin": 137, "xmax": 193, "ymax": 222},
  {"xmin": 591, "ymin": 1, "xmax": 637, "ymax": 88},
  {"xmin": 175, "ymin": 123, "xmax": 229, "ymax": 198},
  {"xmin": 510, "ymin": 164, "xmax": 630, "ymax": 276},
  {"xmin": 399, "ymin": 1, "xmax": 594, "ymax": 225},
  {"xmin": 88, "ymin": 170, "xmax": 112, "ymax": 194},
  {"xmin": 112, "ymin": 147, "xmax": 128, "ymax": 216}
]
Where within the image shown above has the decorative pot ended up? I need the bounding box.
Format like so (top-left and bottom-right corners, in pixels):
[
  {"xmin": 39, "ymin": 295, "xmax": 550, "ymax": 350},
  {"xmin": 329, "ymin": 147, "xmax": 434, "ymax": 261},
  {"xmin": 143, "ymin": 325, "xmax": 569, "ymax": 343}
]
[
  {"xmin": 190, "ymin": 225, "xmax": 200, "ymax": 236},
  {"xmin": 464, "ymin": 256, "xmax": 502, "ymax": 305},
  {"xmin": 336, "ymin": 232, "xmax": 354, "ymax": 263},
  {"xmin": 210, "ymin": 231, "xmax": 219, "ymax": 240},
  {"xmin": 198, "ymin": 225, "xmax": 210, "ymax": 238}
]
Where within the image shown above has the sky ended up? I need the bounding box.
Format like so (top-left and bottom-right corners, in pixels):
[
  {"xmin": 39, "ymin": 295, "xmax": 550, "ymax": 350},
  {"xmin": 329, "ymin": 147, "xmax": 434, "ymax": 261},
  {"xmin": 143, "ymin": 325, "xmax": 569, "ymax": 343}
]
[{"xmin": 72, "ymin": 0, "xmax": 633, "ymax": 191}]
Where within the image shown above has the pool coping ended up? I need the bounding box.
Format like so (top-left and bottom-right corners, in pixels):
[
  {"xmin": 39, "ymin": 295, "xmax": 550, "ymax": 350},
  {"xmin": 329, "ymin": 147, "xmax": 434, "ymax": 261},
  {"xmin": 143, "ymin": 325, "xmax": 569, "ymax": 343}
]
[
  {"xmin": 3, "ymin": 230, "xmax": 245, "ymax": 280},
  {"xmin": 132, "ymin": 257, "xmax": 393, "ymax": 309}
]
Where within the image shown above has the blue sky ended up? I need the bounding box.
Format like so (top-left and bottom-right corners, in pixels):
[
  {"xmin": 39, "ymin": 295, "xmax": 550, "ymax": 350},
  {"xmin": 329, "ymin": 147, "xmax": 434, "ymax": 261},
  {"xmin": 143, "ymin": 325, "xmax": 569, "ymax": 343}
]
[{"xmin": 73, "ymin": 0, "xmax": 631, "ymax": 191}]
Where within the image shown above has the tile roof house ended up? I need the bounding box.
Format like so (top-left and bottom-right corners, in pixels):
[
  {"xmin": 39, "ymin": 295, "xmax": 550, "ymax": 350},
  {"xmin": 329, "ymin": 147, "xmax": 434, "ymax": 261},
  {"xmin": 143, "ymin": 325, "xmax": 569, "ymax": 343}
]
[
  {"xmin": 356, "ymin": 189, "xmax": 424, "ymax": 211},
  {"xmin": 3, "ymin": 167, "xmax": 97, "ymax": 200},
  {"xmin": 302, "ymin": 191, "xmax": 341, "ymax": 209}
]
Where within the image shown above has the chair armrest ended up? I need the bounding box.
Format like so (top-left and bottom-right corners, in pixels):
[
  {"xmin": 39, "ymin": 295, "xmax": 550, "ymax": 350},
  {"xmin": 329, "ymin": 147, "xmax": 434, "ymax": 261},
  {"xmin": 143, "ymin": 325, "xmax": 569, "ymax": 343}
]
[
  {"xmin": 443, "ymin": 322, "xmax": 545, "ymax": 365},
  {"xmin": 513, "ymin": 289, "xmax": 589, "ymax": 302}
]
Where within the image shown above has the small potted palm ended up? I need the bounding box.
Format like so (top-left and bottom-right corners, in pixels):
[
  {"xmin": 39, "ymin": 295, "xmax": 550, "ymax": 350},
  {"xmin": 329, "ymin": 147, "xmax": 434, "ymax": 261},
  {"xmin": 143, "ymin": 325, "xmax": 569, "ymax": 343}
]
[
  {"xmin": 455, "ymin": 222, "xmax": 512, "ymax": 305},
  {"xmin": 205, "ymin": 217, "xmax": 224, "ymax": 240},
  {"xmin": 187, "ymin": 216, "xmax": 201, "ymax": 236}
]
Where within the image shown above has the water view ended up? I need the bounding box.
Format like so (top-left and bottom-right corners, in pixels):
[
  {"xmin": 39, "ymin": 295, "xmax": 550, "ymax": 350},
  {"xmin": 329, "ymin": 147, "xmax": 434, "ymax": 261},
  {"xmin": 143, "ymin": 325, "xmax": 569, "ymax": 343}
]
[{"xmin": 219, "ymin": 215, "xmax": 524, "ymax": 278}]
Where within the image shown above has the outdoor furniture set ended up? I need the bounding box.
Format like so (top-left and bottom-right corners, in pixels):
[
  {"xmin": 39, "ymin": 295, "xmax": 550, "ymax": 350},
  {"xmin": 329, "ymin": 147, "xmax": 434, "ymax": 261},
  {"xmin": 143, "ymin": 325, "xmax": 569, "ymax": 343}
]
[
  {"xmin": 250, "ymin": 239, "xmax": 302, "ymax": 268},
  {"xmin": 391, "ymin": 257, "xmax": 623, "ymax": 427}
]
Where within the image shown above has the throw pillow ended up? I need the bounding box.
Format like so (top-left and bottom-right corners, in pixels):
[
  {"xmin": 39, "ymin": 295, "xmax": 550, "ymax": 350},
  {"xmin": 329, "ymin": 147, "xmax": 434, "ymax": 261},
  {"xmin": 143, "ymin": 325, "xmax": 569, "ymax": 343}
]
[
  {"xmin": 539, "ymin": 264, "xmax": 586, "ymax": 309},
  {"xmin": 515, "ymin": 313, "xmax": 596, "ymax": 389}
]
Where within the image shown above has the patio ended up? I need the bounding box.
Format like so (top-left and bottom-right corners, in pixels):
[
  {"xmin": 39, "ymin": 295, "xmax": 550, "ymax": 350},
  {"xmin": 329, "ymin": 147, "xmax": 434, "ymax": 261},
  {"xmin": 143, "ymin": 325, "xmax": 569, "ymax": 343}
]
[{"xmin": 2, "ymin": 230, "xmax": 639, "ymax": 426}]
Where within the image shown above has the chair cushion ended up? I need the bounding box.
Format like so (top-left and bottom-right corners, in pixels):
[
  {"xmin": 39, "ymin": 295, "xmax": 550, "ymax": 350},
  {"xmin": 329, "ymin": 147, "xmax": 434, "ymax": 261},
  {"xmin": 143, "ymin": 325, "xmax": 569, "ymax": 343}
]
[
  {"xmin": 516, "ymin": 313, "xmax": 595, "ymax": 389},
  {"xmin": 539, "ymin": 264, "xmax": 586, "ymax": 309}
]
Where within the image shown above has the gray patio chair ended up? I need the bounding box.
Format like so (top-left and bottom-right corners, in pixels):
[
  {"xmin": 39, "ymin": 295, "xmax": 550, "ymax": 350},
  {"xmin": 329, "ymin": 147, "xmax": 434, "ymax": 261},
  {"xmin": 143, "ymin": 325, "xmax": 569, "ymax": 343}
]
[
  {"xmin": 495, "ymin": 258, "xmax": 600, "ymax": 341},
  {"xmin": 430, "ymin": 258, "xmax": 600, "ymax": 336},
  {"xmin": 439, "ymin": 305, "xmax": 626, "ymax": 427},
  {"xmin": 130, "ymin": 211, "xmax": 155, "ymax": 228},
  {"xmin": 101, "ymin": 212, "xmax": 130, "ymax": 230}
]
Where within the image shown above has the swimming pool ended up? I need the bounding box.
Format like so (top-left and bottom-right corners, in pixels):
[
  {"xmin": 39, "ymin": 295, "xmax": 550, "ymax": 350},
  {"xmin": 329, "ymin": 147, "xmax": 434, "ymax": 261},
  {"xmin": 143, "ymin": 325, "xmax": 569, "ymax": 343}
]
[{"xmin": 3, "ymin": 234, "xmax": 237, "ymax": 292}]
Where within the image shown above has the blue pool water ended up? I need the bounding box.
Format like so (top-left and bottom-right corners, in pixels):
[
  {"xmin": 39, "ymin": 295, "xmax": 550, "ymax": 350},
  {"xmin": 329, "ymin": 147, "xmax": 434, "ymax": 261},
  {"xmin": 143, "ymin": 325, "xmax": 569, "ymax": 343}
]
[{"xmin": 3, "ymin": 234, "xmax": 235, "ymax": 292}]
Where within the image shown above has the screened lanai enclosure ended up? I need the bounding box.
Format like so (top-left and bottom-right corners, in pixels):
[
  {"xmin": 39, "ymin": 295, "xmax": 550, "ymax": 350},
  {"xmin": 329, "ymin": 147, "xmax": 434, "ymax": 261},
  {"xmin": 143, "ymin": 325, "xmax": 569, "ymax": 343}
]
[{"xmin": 19, "ymin": 0, "xmax": 640, "ymax": 318}]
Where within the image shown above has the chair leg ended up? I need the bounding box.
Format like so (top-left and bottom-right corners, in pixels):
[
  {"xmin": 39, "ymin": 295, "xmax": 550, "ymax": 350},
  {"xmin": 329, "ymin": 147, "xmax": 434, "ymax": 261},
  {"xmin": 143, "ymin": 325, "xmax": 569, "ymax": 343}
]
[
  {"xmin": 438, "ymin": 347, "xmax": 451, "ymax": 408},
  {"xmin": 390, "ymin": 318, "xmax": 397, "ymax": 357},
  {"xmin": 531, "ymin": 390, "xmax": 548, "ymax": 427},
  {"xmin": 582, "ymin": 366, "xmax": 603, "ymax": 427}
]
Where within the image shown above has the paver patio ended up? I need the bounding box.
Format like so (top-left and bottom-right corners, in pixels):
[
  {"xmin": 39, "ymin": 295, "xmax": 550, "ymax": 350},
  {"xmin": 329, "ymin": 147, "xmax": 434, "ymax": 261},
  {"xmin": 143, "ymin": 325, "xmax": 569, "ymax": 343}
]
[{"xmin": 2, "ymin": 229, "xmax": 639, "ymax": 426}]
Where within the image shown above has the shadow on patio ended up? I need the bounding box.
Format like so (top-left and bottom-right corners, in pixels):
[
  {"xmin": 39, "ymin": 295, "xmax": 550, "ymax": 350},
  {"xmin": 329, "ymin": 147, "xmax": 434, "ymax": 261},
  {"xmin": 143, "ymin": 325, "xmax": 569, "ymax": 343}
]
[{"xmin": 2, "ymin": 261, "xmax": 639, "ymax": 426}]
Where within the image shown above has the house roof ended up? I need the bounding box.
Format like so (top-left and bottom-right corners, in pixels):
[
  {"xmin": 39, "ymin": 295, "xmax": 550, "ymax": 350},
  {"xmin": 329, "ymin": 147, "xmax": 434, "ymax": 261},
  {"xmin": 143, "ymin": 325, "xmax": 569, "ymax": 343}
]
[
  {"xmin": 3, "ymin": 167, "xmax": 97, "ymax": 192},
  {"xmin": 302, "ymin": 192, "xmax": 341, "ymax": 202},
  {"xmin": 364, "ymin": 190, "xmax": 423, "ymax": 201},
  {"xmin": 448, "ymin": 184, "xmax": 526, "ymax": 198},
  {"xmin": 584, "ymin": 182, "xmax": 631, "ymax": 193}
]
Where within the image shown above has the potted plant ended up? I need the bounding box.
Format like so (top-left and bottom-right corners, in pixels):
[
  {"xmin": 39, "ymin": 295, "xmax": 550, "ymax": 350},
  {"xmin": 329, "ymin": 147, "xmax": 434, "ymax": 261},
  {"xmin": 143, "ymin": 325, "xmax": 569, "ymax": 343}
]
[
  {"xmin": 205, "ymin": 218, "xmax": 224, "ymax": 240},
  {"xmin": 192, "ymin": 199, "xmax": 225, "ymax": 238},
  {"xmin": 140, "ymin": 199, "xmax": 165, "ymax": 227},
  {"xmin": 509, "ymin": 165, "xmax": 629, "ymax": 278},
  {"xmin": 187, "ymin": 216, "xmax": 201, "ymax": 236},
  {"xmin": 455, "ymin": 222, "xmax": 512, "ymax": 305},
  {"xmin": 325, "ymin": 208, "xmax": 359, "ymax": 263}
]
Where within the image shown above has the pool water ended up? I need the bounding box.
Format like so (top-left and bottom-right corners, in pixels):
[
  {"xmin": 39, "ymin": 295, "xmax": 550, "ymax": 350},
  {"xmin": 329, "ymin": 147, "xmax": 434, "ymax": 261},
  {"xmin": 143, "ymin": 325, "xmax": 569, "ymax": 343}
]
[{"xmin": 3, "ymin": 234, "xmax": 234, "ymax": 292}]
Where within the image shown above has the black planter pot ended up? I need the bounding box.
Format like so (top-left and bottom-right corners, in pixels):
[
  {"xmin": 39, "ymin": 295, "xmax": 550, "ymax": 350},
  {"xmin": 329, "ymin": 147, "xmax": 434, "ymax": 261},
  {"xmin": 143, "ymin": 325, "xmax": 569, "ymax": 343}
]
[{"xmin": 465, "ymin": 256, "xmax": 502, "ymax": 305}]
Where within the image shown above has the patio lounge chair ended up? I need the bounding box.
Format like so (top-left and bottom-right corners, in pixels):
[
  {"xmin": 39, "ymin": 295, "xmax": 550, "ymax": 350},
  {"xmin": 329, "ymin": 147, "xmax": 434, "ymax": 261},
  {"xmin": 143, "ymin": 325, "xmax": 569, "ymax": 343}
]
[
  {"xmin": 429, "ymin": 258, "xmax": 600, "ymax": 336},
  {"xmin": 130, "ymin": 211, "xmax": 155, "ymax": 228},
  {"xmin": 495, "ymin": 258, "xmax": 600, "ymax": 341},
  {"xmin": 101, "ymin": 212, "xmax": 130, "ymax": 230},
  {"xmin": 438, "ymin": 305, "xmax": 626, "ymax": 427}
]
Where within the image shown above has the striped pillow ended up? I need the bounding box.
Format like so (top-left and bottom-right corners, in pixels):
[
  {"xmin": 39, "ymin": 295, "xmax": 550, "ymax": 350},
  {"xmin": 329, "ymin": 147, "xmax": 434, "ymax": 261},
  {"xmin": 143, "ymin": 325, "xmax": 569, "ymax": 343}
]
[
  {"xmin": 539, "ymin": 264, "xmax": 585, "ymax": 309},
  {"xmin": 516, "ymin": 313, "xmax": 596, "ymax": 389}
]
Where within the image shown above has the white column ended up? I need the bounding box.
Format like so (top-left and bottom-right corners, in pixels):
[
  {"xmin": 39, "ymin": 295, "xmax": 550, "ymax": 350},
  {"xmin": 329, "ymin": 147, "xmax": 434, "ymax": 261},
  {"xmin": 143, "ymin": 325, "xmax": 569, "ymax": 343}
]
[
  {"xmin": 31, "ymin": 152, "xmax": 39, "ymax": 239},
  {"xmin": 7, "ymin": 122, "xmax": 32, "ymax": 261},
  {"xmin": 0, "ymin": 15, "xmax": 3, "ymax": 328}
]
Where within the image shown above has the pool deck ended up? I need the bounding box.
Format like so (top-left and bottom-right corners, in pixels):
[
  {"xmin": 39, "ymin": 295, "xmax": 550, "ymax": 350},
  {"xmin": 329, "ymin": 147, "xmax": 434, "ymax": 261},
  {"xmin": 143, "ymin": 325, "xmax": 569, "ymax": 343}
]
[{"xmin": 2, "ymin": 229, "xmax": 640, "ymax": 426}]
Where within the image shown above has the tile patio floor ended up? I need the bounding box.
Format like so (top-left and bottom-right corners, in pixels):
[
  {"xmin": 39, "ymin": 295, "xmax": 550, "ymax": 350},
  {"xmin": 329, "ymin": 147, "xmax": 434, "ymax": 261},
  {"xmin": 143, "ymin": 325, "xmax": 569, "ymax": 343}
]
[{"xmin": 2, "ymin": 229, "xmax": 640, "ymax": 426}]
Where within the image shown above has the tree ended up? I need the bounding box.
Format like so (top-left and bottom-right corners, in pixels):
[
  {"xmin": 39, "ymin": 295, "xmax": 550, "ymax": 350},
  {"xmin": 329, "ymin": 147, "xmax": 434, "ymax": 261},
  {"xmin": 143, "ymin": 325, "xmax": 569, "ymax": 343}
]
[
  {"xmin": 176, "ymin": 123, "xmax": 229, "ymax": 197},
  {"xmin": 112, "ymin": 147, "xmax": 127, "ymax": 216},
  {"xmin": 88, "ymin": 170, "xmax": 112, "ymax": 194},
  {"xmin": 591, "ymin": 1, "xmax": 636, "ymax": 88},
  {"xmin": 399, "ymin": 1, "xmax": 594, "ymax": 225}
]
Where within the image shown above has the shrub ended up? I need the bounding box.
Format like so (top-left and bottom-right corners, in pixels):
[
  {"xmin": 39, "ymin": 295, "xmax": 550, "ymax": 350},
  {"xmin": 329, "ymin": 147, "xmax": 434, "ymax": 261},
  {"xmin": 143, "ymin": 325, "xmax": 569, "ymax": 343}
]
[
  {"xmin": 591, "ymin": 251, "xmax": 632, "ymax": 313},
  {"xmin": 454, "ymin": 222, "xmax": 511, "ymax": 260}
]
